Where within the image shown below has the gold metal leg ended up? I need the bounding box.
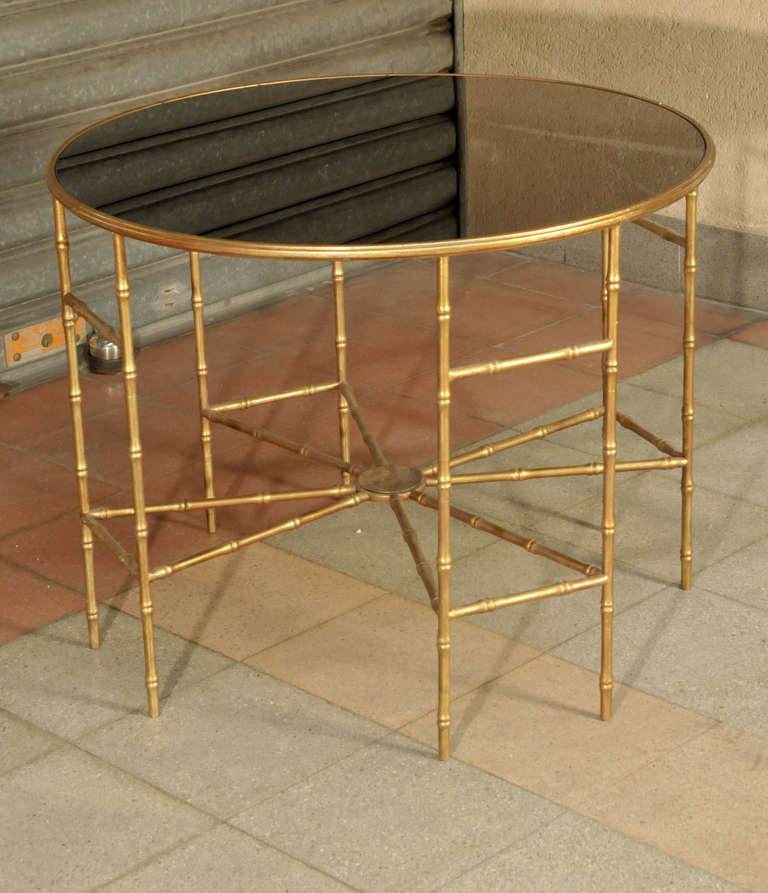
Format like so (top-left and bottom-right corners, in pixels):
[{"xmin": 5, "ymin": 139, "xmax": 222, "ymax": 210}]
[
  {"xmin": 601, "ymin": 229, "xmax": 609, "ymax": 341},
  {"xmin": 600, "ymin": 226, "xmax": 620, "ymax": 720},
  {"xmin": 681, "ymin": 191, "xmax": 697, "ymax": 590},
  {"xmin": 53, "ymin": 200, "xmax": 99, "ymax": 648},
  {"xmin": 113, "ymin": 234, "xmax": 160, "ymax": 718},
  {"xmin": 333, "ymin": 261, "xmax": 352, "ymax": 484},
  {"xmin": 189, "ymin": 252, "xmax": 216, "ymax": 533},
  {"xmin": 436, "ymin": 255, "xmax": 452, "ymax": 759}
]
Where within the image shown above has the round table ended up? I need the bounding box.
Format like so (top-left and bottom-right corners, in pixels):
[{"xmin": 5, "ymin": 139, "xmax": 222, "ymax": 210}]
[{"xmin": 48, "ymin": 74, "xmax": 714, "ymax": 759}]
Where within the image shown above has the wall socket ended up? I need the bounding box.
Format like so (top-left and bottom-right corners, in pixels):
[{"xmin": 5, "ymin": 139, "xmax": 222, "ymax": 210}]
[{"xmin": 2, "ymin": 316, "xmax": 87, "ymax": 368}]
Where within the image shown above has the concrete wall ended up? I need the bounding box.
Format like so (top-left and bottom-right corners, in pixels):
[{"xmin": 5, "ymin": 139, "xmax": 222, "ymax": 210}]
[
  {"xmin": 458, "ymin": 0, "xmax": 768, "ymax": 308},
  {"xmin": 0, "ymin": 0, "xmax": 455, "ymax": 389}
]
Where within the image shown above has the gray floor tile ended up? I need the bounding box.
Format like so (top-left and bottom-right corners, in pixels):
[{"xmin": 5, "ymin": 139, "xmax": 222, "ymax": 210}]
[
  {"xmin": 629, "ymin": 339, "xmax": 768, "ymax": 422},
  {"xmin": 1, "ymin": 746, "xmax": 213, "ymax": 891},
  {"xmin": 232, "ymin": 734, "xmax": 563, "ymax": 893},
  {"xmin": 0, "ymin": 707, "xmax": 62, "ymax": 776},
  {"xmin": 533, "ymin": 473, "xmax": 768, "ymax": 584},
  {"xmin": 79, "ymin": 663, "xmax": 388, "ymax": 819},
  {"xmin": 520, "ymin": 381, "xmax": 744, "ymax": 454},
  {"xmin": 438, "ymin": 811, "xmax": 742, "ymax": 892},
  {"xmin": 445, "ymin": 436, "xmax": 608, "ymax": 532},
  {"xmin": 0, "ymin": 607, "xmax": 232, "ymax": 739},
  {"xmin": 269, "ymin": 499, "xmax": 494, "ymax": 596},
  {"xmin": 268, "ymin": 440, "xmax": 606, "ymax": 604},
  {"xmin": 450, "ymin": 538, "xmax": 666, "ymax": 651},
  {"xmin": 694, "ymin": 422, "xmax": 768, "ymax": 507},
  {"xmin": 695, "ymin": 536, "xmax": 768, "ymax": 611},
  {"xmin": 101, "ymin": 824, "xmax": 350, "ymax": 892},
  {"xmin": 553, "ymin": 586, "xmax": 768, "ymax": 737}
]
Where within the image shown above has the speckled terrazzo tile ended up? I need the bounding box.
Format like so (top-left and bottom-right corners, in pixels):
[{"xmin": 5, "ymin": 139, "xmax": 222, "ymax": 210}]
[
  {"xmin": 438, "ymin": 811, "xmax": 742, "ymax": 892},
  {"xmin": 553, "ymin": 585, "xmax": 768, "ymax": 737},
  {"xmin": 517, "ymin": 380, "xmax": 745, "ymax": 455},
  {"xmin": 101, "ymin": 824, "xmax": 350, "ymax": 892},
  {"xmin": 267, "ymin": 498, "xmax": 497, "ymax": 595},
  {"xmin": 695, "ymin": 535, "xmax": 768, "ymax": 611},
  {"xmin": 693, "ymin": 421, "xmax": 768, "ymax": 507},
  {"xmin": 579, "ymin": 724, "xmax": 768, "ymax": 892},
  {"xmin": 531, "ymin": 473, "xmax": 768, "ymax": 585},
  {"xmin": 629, "ymin": 339, "xmax": 768, "ymax": 422},
  {"xmin": 402, "ymin": 655, "xmax": 714, "ymax": 808},
  {"xmin": 448, "ymin": 536, "xmax": 666, "ymax": 651},
  {"xmin": 79, "ymin": 663, "xmax": 388, "ymax": 819},
  {"xmin": 0, "ymin": 606, "xmax": 232, "ymax": 739},
  {"xmin": 442, "ymin": 435, "xmax": 610, "ymax": 533},
  {"xmin": 247, "ymin": 593, "xmax": 537, "ymax": 729},
  {"xmin": 1, "ymin": 746, "xmax": 213, "ymax": 891},
  {"xmin": 108, "ymin": 541, "xmax": 385, "ymax": 660},
  {"xmin": 232, "ymin": 734, "xmax": 563, "ymax": 893},
  {"xmin": 0, "ymin": 707, "xmax": 63, "ymax": 776}
]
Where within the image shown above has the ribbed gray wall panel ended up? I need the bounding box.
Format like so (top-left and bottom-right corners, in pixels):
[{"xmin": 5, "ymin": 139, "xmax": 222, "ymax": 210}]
[{"xmin": 0, "ymin": 0, "xmax": 456, "ymax": 388}]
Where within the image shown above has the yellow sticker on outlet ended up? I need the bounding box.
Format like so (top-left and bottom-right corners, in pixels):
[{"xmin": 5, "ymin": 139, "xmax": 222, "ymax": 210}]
[{"xmin": 3, "ymin": 316, "xmax": 86, "ymax": 367}]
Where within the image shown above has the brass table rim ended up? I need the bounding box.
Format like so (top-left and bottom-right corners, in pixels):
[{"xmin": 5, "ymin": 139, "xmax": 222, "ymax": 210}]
[{"xmin": 46, "ymin": 71, "xmax": 716, "ymax": 261}]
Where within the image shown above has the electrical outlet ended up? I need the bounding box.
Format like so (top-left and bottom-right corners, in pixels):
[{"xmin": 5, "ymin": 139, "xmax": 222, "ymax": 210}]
[{"xmin": 2, "ymin": 316, "xmax": 87, "ymax": 368}]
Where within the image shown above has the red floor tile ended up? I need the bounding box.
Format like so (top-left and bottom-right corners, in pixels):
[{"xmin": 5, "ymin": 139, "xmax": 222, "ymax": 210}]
[
  {"xmin": 340, "ymin": 388, "xmax": 501, "ymax": 468},
  {"xmin": 0, "ymin": 559, "xmax": 84, "ymax": 644},
  {"xmin": 621, "ymin": 287, "xmax": 759, "ymax": 335},
  {"xmin": 343, "ymin": 260, "xmax": 449, "ymax": 310},
  {"xmin": 507, "ymin": 309, "xmax": 707, "ymax": 378},
  {"xmin": 443, "ymin": 251, "xmax": 528, "ymax": 279},
  {"xmin": 131, "ymin": 332, "xmax": 258, "ymax": 399},
  {"xmin": 0, "ymin": 509, "xmax": 242, "ymax": 600},
  {"xmin": 21, "ymin": 399, "xmax": 243, "ymax": 489},
  {"xmin": 198, "ymin": 294, "xmax": 337, "ymax": 355},
  {"xmin": 0, "ymin": 447, "xmax": 116, "ymax": 536},
  {"xmin": 401, "ymin": 350, "xmax": 602, "ymax": 428},
  {"xmin": 380, "ymin": 278, "xmax": 584, "ymax": 338},
  {"xmin": 0, "ymin": 373, "xmax": 127, "ymax": 446},
  {"xmin": 731, "ymin": 319, "xmax": 768, "ymax": 349},
  {"xmin": 491, "ymin": 259, "xmax": 605, "ymax": 305},
  {"xmin": 147, "ymin": 340, "xmax": 339, "ymax": 416},
  {"xmin": 344, "ymin": 315, "xmax": 483, "ymax": 390}
]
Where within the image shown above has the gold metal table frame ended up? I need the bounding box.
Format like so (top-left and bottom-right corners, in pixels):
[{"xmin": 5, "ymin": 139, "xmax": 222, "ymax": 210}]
[{"xmin": 47, "ymin": 74, "xmax": 714, "ymax": 760}]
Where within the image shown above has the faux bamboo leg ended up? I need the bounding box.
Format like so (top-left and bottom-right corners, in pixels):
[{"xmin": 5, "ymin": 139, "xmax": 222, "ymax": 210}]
[
  {"xmin": 436, "ymin": 255, "xmax": 452, "ymax": 759},
  {"xmin": 333, "ymin": 261, "xmax": 352, "ymax": 484},
  {"xmin": 601, "ymin": 229, "xmax": 609, "ymax": 341},
  {"xmin": 600, "ymin": 226, "xmax": 620, "ymax": 721},
  {"xmin": 113, "ymin": 234, "xmax": 160, "ymax": 718},
  {"xmin": 681, "ymin": 191, "xmax": 697, "ymax": 590},
  {"xmin": 53, "ymin": 200, "xmax": 99, "ymax": 648},
  {"xmin": 189, "ymin": 252, "xmax": 216, "ymax": 533}
]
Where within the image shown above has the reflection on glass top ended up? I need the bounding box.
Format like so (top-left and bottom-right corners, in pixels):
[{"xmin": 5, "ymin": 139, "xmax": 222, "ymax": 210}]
[{"xmin": 54, "ymin": 75, "xmax": 708, "ymax": 247}]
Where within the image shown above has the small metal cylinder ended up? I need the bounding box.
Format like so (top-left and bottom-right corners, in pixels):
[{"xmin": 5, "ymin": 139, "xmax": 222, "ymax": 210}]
[{"xmin": 87, "ymin": 331, "xmax": 121, "ymax": 374}]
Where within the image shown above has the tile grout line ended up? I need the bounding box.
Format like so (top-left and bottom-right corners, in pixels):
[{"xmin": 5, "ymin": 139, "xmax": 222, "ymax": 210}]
[{"xmin": 0, "ymin": 549, "xmax": 87, "ymax": 598}]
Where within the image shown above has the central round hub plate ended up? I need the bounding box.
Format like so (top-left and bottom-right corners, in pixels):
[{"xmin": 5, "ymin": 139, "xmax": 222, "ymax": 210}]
[{"xmin": 356, "ymin": 465, "xmax": 424, "ymax": 498}]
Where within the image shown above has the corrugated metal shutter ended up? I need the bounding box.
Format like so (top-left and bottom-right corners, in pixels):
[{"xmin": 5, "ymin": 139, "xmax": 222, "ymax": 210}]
[{"xmin": 0, "ymin": 0, "xmax": 456, "ymax": 388}]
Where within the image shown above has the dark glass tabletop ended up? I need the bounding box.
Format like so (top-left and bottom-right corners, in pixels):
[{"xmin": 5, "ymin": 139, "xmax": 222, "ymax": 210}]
[{"xmin": 49, "ymin": 74, "xmax": 713, "ymax": 257}]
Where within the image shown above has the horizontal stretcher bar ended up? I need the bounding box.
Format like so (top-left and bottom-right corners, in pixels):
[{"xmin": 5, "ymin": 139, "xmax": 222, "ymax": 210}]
[
  {"xmin": 450, "ymin": 339, "xmax": 613, "ymax": 381},
  {"xmin": 616, "ymin": 412, "xmax": 683, "ymax": 457},
  {"xmin": 209, "ymin": 380, "xmax": 340, "ymax": 413},
  {"xmin": 632, "ymin": 217, "xmax": 686, "ymax": 247},
  {"xmin": 81, "ymin": 514, "xmax": 137, "ymax": 576},
  {"xmin": 204, "ymin": 409, "xmax": 359, "ymax": 474},
  {"xmin": 149, "ymin": 493, "xmax": 367, "ymax": 581},
  {"xmin": 420, "ymin": 406, "xmax": 604, "ymax": 477},
  {"xmin": 88, "ymin": 485, "xmax": 357, "ymax": 520},
  {"xmin": 64, "ymin": 292, "xmax": 121, "ymax": 346},
  {"xmin": 449, "ymin": 574, "xmax": 609, "ymax": 618},
  {"xmin": 425, "ymin": 456, "xmax": 687, "ymax": 486},
  {"xmin": 412, "ymin": 492, "xmax": 601, "ymax": 577}
]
